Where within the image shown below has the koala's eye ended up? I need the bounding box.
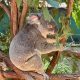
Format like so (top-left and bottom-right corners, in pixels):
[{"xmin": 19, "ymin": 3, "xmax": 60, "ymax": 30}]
[
  {"xmin": 47, "ymin": 24, "xmax": 54, "ymax": 30},
  {"xmin": 36, "ymin": 15, "xmax": 41, "ymax": 20},
  {"xmin": 28, "ymin": 15, "xmax": 40, "ymax": 23},
  {"xmin": 30, "ymin": 15, "xmax": 39, "ymax": 20}
]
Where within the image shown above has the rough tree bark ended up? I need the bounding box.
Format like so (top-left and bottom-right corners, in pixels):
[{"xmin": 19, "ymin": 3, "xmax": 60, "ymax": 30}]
[
  {"xmin": 19, "ymin": 0, "xmax": 28, "ymax": 30},
  {"xmin": 46, "ymin": 51, "xmax": 61, "ymax": 75},
  {"xmin": 10, "ymin": 0, "xmax": 18, "ymax": 37}
]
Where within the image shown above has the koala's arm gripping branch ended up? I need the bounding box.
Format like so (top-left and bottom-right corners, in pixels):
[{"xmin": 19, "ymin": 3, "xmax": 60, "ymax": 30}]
[{"xmin": 37, "ymin": 42, "xmax": 63, "ymax": 54}]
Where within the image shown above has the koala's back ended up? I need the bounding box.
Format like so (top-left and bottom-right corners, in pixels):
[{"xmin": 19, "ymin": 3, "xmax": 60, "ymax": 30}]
[{"xmin": 9, "ymin": 24, "xmax": 44, "ymax": 72}]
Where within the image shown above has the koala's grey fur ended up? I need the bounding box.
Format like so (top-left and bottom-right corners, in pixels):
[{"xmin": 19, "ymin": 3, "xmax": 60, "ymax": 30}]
[{"xmin": 9, "ymin": 15, "xmax": 62, "ymax": 80}]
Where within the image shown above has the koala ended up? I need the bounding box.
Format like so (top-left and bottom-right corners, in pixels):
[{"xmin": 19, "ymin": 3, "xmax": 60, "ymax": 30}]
[{"xmin": 9, "ymin": 14, "xmax": 63, "ymax": 80}]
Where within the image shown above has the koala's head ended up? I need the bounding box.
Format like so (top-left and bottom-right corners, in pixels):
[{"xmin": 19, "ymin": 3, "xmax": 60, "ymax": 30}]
[{"xmin": 27, "ymin": 13, "xmax": 58, "ymax": 40}]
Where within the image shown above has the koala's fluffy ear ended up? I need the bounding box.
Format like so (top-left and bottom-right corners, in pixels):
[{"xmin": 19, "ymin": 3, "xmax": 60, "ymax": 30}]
[
  {"xmin": 30, "ymin": 15, "xmax": 39, "ymax": 21},
  {"xmin": 27, "ymin": 15, "xmax": 40, "ymax": 22}
]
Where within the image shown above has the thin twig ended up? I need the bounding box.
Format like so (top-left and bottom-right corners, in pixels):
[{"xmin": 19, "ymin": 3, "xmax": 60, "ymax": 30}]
[
  {"xmin": 66, "ymin": 0, "xmax": 74, "ymax": 18},
  {"xmin": 0, "ymin": 2, "xmax": 10, "ymax": 18},
  {"xmin": 65, "ymin": 0, "xmax": 74, "ymax": 29}
]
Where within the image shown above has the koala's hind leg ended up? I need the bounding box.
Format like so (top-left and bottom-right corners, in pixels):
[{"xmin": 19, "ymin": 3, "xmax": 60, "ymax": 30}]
[
  {"xmin": 28, "ymin": 72, "xmax": 49, "ymax": 80},
  {"xmin": 24, "ymin": 74, "xmax": 34, "ymax": 80},
  {"xmin": 42, "ymin": 73, "xmax": 49, "ymax": 80},
  {"xmin": 18, "ymin": 72, "xmax": 35, "ymax": 80}
]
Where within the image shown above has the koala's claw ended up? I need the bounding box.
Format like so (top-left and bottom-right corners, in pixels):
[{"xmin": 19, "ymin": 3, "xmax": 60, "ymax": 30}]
[{"xmin": 43, "ymin": 73, "xmax": 49, "ymax": 80}]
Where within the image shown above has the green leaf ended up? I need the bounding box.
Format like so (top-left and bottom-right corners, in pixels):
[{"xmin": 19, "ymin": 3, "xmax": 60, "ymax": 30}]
[
  {"xmin": 71, "ymin": 56, "xmax": 79, "ymax": 72},
  {"xmin": 27, "ymin": 0, "xmax": 39, "ymax": 10},
  {"xmin": 72, "ymin": 10, "xmax": 80, "ymax": 28},
  {"xmin": 47, "ymin": 0, "xmax": 59, "ymax": 8},
  {"xmin": 42, "ymin": 7, "xmax": 53, "ymax": 21},
  {"xmin": 76, "ymin": 11, "xmax": 80, "ymax": 28},
  {"xmin": 0, "ymin": 9, "xmax": 5, "ymax": 21},
  {"xmin": 33, "ymin": 0, "xmax": 39, "ymax": 9},
  {"xmin": 27, "ymin": 0, "xmax": 32, "ymax": 6},
  {"xmin": 0, "ymin": 14, "xmax": 9, "ymax": 34},
  {"xmin": 16, "ymin": 0, "xmax": 22, "ymax": 8}
]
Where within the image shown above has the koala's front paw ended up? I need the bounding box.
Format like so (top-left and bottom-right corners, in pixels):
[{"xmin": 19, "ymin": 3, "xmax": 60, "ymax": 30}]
[
  {"xmin": 42, "ymin": 73, "xmax": 49, "ymax": 80},
  {"xmin": 57, "ymin": 44, "xmax": 64, "ymax": 51}
]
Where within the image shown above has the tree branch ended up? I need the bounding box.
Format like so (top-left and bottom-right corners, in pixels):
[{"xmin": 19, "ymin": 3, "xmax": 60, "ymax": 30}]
[
  {"xmin": 0, "ymin": 71, "xmax": 80, "ymax": 80},
  {"xmin": 49, "ymin": 74, "xmax": 80, "ymax": 80},
  {"xmin": 0, "ymin": 71, "xmax": 18, "ymax": 79},
  {"xmin": 65, "ymin": 0, "xmax": 74, "ymax": 29},
  {"xmin": 10, "ymin": 0, "xmax": 18, "ymax": 37},
  {"xmin": 19, "ymin": 0, "xmax": 28, "ymax": 30},
  {"xmin": 0, "ymin": 2, "xmax": 10, "ymax": 18},
  {"xmin": 46, "ymin": 51, "xmax": 61, "ymax": 75},
  {"xmin": 66, "ymin": 0, "xmax": 74, "ymax": 18}
]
